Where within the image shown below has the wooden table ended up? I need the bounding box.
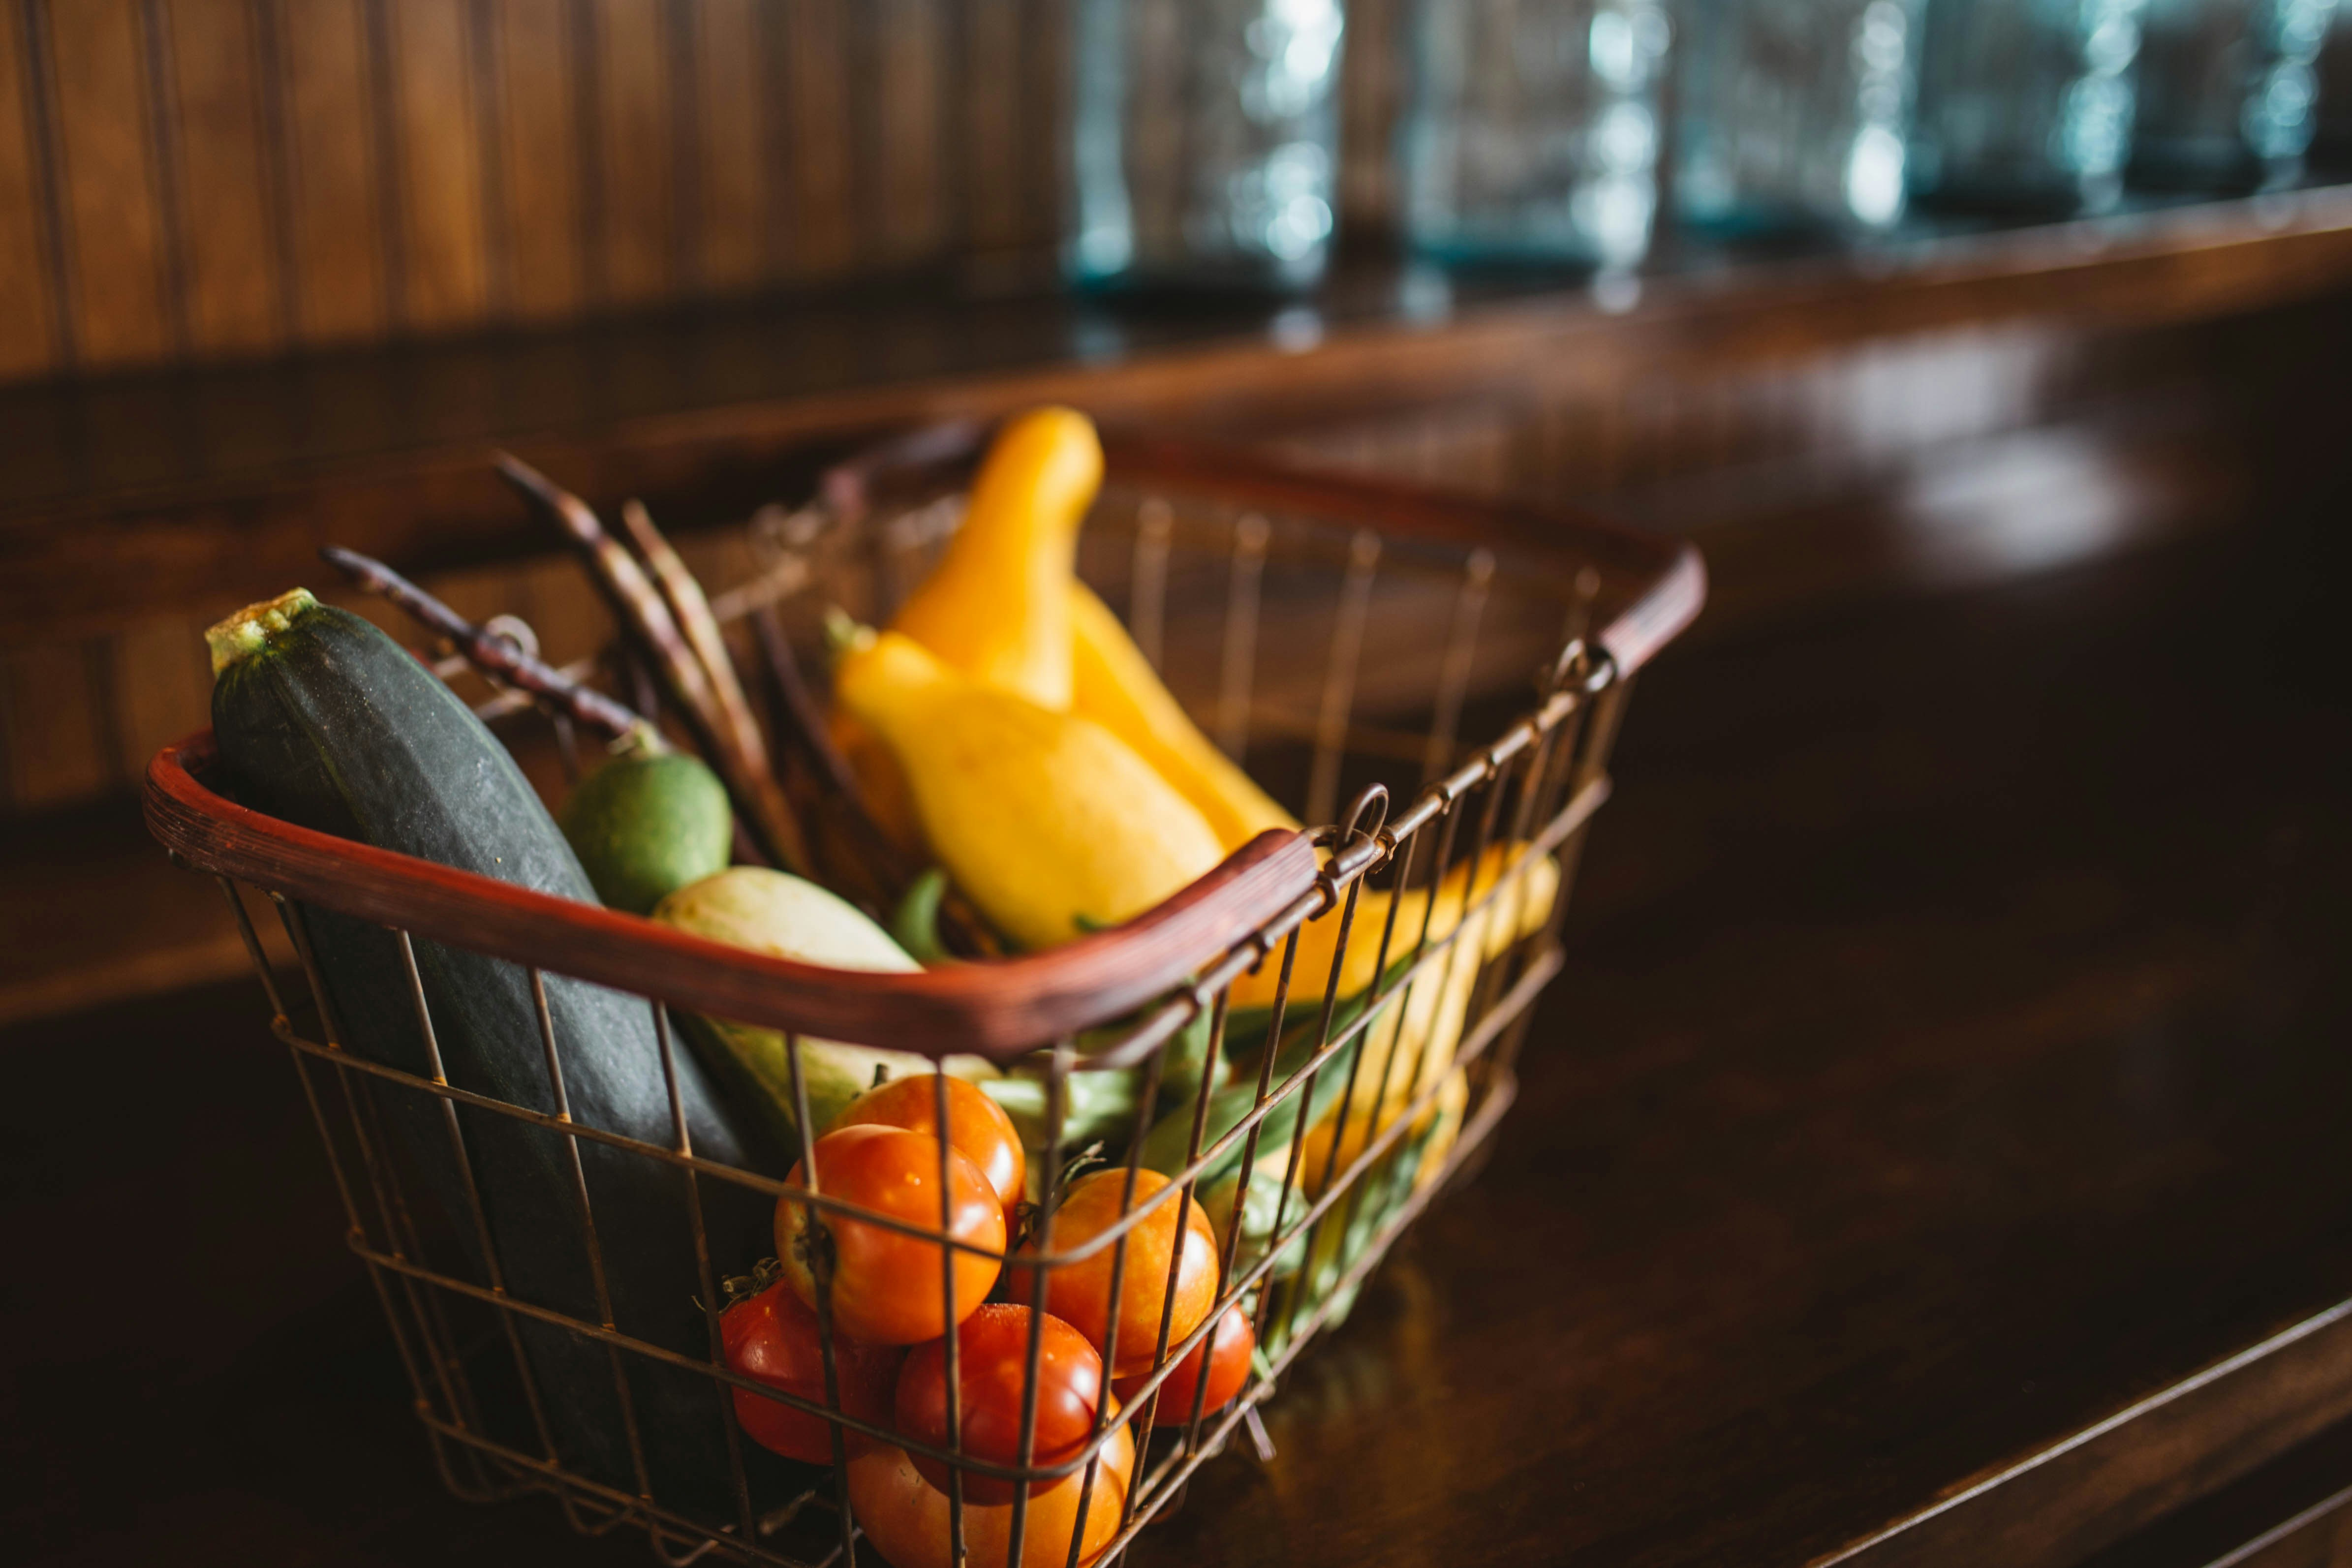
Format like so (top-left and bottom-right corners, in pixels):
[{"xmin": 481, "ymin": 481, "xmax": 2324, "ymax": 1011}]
[{"xmin": 6, "ymin": 462, "xmax": 2349, "ymax": 1565}]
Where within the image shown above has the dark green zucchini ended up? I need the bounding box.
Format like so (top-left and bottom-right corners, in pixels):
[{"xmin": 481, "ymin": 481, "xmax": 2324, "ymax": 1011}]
[{"xmin": 208, "ymin": 589, "xmax": 787, "ymax": 1521}]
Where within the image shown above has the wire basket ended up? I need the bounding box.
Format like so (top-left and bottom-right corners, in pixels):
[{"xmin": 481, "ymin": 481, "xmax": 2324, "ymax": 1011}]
[{"xmin": 143, "ymin": 429, "xmax": 1702, "ymax": 1568}]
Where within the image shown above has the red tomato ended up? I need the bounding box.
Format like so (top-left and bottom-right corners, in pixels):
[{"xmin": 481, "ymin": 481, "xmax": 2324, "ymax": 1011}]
[
  {"xmin": 1009, "ymin": 1168, "xmax": 1219, "ymax": 1375},
  {"xmin": 776, "ymin": 1125, "xmax": 1004, "ymax": 1346},
  {"xmin": 1110, "ymin": 1302, "xmax": 1254, "ymax": 1426},
  {"xmin": 846, "ymin": 1414, "xmax": 1134, "ymax": 1568},
  {"xmin": 894, "ymin": 1304, "xmax": 1103, "ymax": 1504},
  {"xmin": 719, "ymin": 1280, "xmax": 903, "ymax": 1463},
  {"xmin": 829, "ymin": 1073, "xmax": 1026, "ymax": 1213}
]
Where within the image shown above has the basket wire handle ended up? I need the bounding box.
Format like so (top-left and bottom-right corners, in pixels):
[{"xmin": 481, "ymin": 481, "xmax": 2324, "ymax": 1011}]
[
  {"xmin": 1305, "ymin": 531, "xmax": 1381, "ymax": 827},
  {"xmin": 1215, "ymin": 513, "xmax": 1270, "ymax": 762},
  {"xmin": 1117, "ymin": 983, "xmax": 1236, "ymax": 1534},
  {"xmin": 1170, "ymin": 989, "xmax": 1239, "ymax": 1463},
  {"xmin": 1061, "ymin": 1014, "xmax": 1174, "ymax": 1568},
  {"xmin": 271, "ymin": 898, "xmax": 467, "ymax": 1470},
  {"xmin": 782, "ymin": 1032, "xmax": 862, "ymax": 1568},
  {"xmin": 1128, "ymin": 496, "xmax": 1175, "ymax": 671},
  {"xmin": 1423, "ymin": 548, "xmax": 1496, "ymax": 785},
  {"xmin": 1257, "ymin": 789, "xmax": 1384, "ymax": 1351},
  {"xmin": 528, "ymin": 967, "xmax": 659, "ymax": 1513},
  {"xmin": 933, "ymin": 1068, "xmax": 969, "ymax": 1562},
  {"xmin": 394, "ymin": 930, "xmax": 565, "ymax": 1475},
  {"xmin": 654, "ymin": 997, "xmax": 759, "ymax": 1547},
  {"xmin": 1004, "ymin": 1039, "xmax": 1077, "ymax": 1568}
]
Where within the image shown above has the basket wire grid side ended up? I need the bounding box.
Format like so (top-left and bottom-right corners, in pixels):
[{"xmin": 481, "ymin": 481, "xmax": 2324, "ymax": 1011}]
[{"xmin": 198, "ymin": 474, "xmax": 1638, "ymax": 1568}]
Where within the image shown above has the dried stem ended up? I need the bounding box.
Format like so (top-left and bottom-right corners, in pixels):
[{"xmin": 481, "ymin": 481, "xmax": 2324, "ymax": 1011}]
[
  {"xmin": 751, "ymin": 604, "xmax": 866, "ymax": 803},
  {"xmin": 495, "ymin": 454, "xmax": 811, "ymax": 875},
  {"xmin": 618, "ymin": 498, "xmax": 771, "ymax": 779},
  {"xmin": 320, "ymin": 546, "xmax": 649, "ymax": 744}
]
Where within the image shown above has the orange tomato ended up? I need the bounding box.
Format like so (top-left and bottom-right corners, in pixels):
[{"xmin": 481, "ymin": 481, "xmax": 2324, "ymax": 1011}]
[
  {"xmin": 846, "ymin": 1412, "xmax": 1134, "ymax": 1568},
  {"xmin": 777, "ymin": 1125, "xmax": 1004, "ymax": 1345},
  {"xmin": 1009, "ymin": 1169, "xmax": 1218, "ymax": 1376},
  {"xmin": 1109, "ymin": 1302, "xmax": 1254, "ymax": 1427},
  {"xmin": 895, "ymin": 1304, "xmax": 1103, "ymax": 1505},
  {"xmin": 720, "ymin": 1280, "xmax": 902, "ymax": 1463},
  {"xmin": 830, "ymin": 1073, "xmax": 1027, "ymax": 1214}
]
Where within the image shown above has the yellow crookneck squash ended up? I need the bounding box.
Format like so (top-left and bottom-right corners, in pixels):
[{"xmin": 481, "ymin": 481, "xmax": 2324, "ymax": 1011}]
[
  {"xmin": 841, "ymin": 406, "xmax": 1104, "ymax": 852},
  {"xmin": 1069, "ymin": 581, "xmax": 1298, "ymax": 851},
  {"xmin": 1231, "ymin": 841, "xmax": 1561, "ymax": 1013},
  {"xmin": 833, "ymin": 629, "xmax": 1226, "ymax": 951},
  {"xmin": 890, "ymin": 405, "xmax": 1103, "ymax": 708}
]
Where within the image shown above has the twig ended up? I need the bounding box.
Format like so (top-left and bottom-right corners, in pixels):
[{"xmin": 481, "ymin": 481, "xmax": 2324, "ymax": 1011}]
[
  {"xmin": 320, "ymin": 546, "xmax": 648, "ymax": 742},
  {"xmin": 751, "ymin": 604, "xmax": 866, "ymax": 802},
  {"xmin": 619, "ymin": 497, "xmax": 772, "ymax": 779},
  {"xmin": 495, "ymin": 454, "xmax": 811, "ymax": 875}
]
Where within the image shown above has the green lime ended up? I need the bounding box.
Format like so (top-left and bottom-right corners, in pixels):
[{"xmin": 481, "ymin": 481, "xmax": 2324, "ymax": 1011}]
[{"xmin": 558, "ymin": 746, "xmax": 733, "ymax": 914}]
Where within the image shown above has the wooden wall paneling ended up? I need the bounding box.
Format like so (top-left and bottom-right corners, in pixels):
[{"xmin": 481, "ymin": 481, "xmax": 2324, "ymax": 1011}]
[
  {"xmin": 420, "ymin": 555, "xmax": 530, "ymax": 628},
  {"xmin": 660, "ymin": 0, "xmax": 699, "ymax": 295},
  {"xmin": 689, "ymin": 0, "xmax": 767, "ymax": 297},
  {"xmin": 0, "ymin": 375, "xmax": 73, "ymax": 501},
  {"xmin": 781, "ymin": 0, "xmax": 855, "ymax": 279},
  {"xmin": 0, "ymin": 638, "xmax": 114, "ymax": 809},
  {"xmin": 186, "ymin": 361, "xmax": 303, "ymax": 483},
  {"xmin": 961, "ymin": 0, "xmax": 1021, "ymax": 259},
  {"xmin": 466, "ymin": 0, "xmax": 511, "ymax": 317},
  {"xmin": 588, "ymin": 0, "xmax": 672, "ymax": 306},
  {"xmin": 275, "ymin": 0, "xmax": 385, "ymax": 344},
  {"xmin": 935, "ymin": 0, "xmax": 970, "ymax": 260},
  {"xmin": 510, "ymin": 550, "xmax": 613, "ymax": 671},
  {"xmin": 382, "ymin": 0, "xmax": 489, "ymax": 330},
  {"xmin": 107, "ymin": 610, "xmax": 210, "ymax": 785},
  {"xmin": 490, "ymin": 0, "xmax": 581, "ymax": 323},
  {"xmin": 44, "ymin": 0, "xmax": 175, "ymax": 367},
  {"xmin": 874, "ymin": 0, "xmax": 949, "ymax": 267},
  {"xmin": 0, "ymin": 3, "xmax": 60, "ymax": 377},
  {"xmin": 163, "ymin": 0, "xmax": 279, "ymax": 356},
  {"xmin": 752, "ymin": 0, "xmax": 795, "ymax": 281},
  {"xmin": 1018, "ymin": 0, "xmax": 1068, "ymax": 258}
]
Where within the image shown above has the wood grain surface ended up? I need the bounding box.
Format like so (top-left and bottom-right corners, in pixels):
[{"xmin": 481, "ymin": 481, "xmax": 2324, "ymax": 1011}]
[{"xmin": 6, "ymin": 478, "xmax": 2349, "ymax": 1565}]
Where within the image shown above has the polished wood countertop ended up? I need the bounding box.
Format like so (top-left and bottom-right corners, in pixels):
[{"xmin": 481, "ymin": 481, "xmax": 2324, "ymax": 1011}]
[{"xmin": 6, "ymin": 471, "xmax": 2348, "ymax": 1565}]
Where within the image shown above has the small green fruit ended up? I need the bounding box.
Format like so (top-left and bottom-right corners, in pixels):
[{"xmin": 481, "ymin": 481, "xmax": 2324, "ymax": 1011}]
[{"xmin": 558, "ymin": 745, "xmax": 733, "ymax": 915}]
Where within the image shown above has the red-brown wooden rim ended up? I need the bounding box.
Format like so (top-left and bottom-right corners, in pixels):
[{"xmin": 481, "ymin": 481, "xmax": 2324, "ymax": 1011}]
[
  {"xmin": 146, "ymin": 441, "xmax": 1702, "ymax": 1058},
  {"xmin": 834, "ymin": 428, "xmax": 1708, "ymax": 679},
  {"xmin": 1101, "ymin": 433, "xmax": 1704, "ymax": 676},
  {"xmin": 146, "ymin": 728, "xmax": 1317, "ymax": 1060}
]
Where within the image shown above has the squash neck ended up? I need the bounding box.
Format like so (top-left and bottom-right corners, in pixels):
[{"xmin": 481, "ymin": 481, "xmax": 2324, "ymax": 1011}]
[{"xmin": 206, "ymin": 588, "xmax": 321, "ymax": 675}]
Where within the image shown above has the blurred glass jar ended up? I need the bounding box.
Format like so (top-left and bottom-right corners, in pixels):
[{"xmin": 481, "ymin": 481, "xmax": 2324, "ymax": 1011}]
[
  {"xmin": 1066, "ymin": 0, "xmax": 1349, "ymax": 290},
  {"xmin": 1396, "ymin": 0, "xmax": 1672, "ymax": 270},
  {"xmin": 1912, "ymin": 0, "xmax": 2149, "ymax": 213},
  {"xmin": 2316, "ymin": 1, "xmax": 2352, "ymax": 167},
  {"xmin": 1674, "ymin": 0, "xmax": 1927, "ymax": 235},
  {"xmin": 2130, "ymin": 0, "xmax": 2341, "ymax": 187}
]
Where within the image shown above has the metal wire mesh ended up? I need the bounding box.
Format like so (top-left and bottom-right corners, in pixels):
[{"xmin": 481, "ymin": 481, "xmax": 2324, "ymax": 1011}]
[{"xmin": 176, "ymin": 456, "xmax": 1644, "ymax": 1568}]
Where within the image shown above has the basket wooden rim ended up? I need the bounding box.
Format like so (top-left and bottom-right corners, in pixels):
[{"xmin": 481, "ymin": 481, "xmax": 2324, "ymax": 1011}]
[
  {"xmin": 851, "ymin": 429, "xmax": 1708, "ymax": 681},
  {"xmin": 143, "ymin": 442, "xmax": 1703, "ymax": 1058},
  {"xmin": 146, "ymin": 730, "xmax": 1318, "ymax": 1059}
]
